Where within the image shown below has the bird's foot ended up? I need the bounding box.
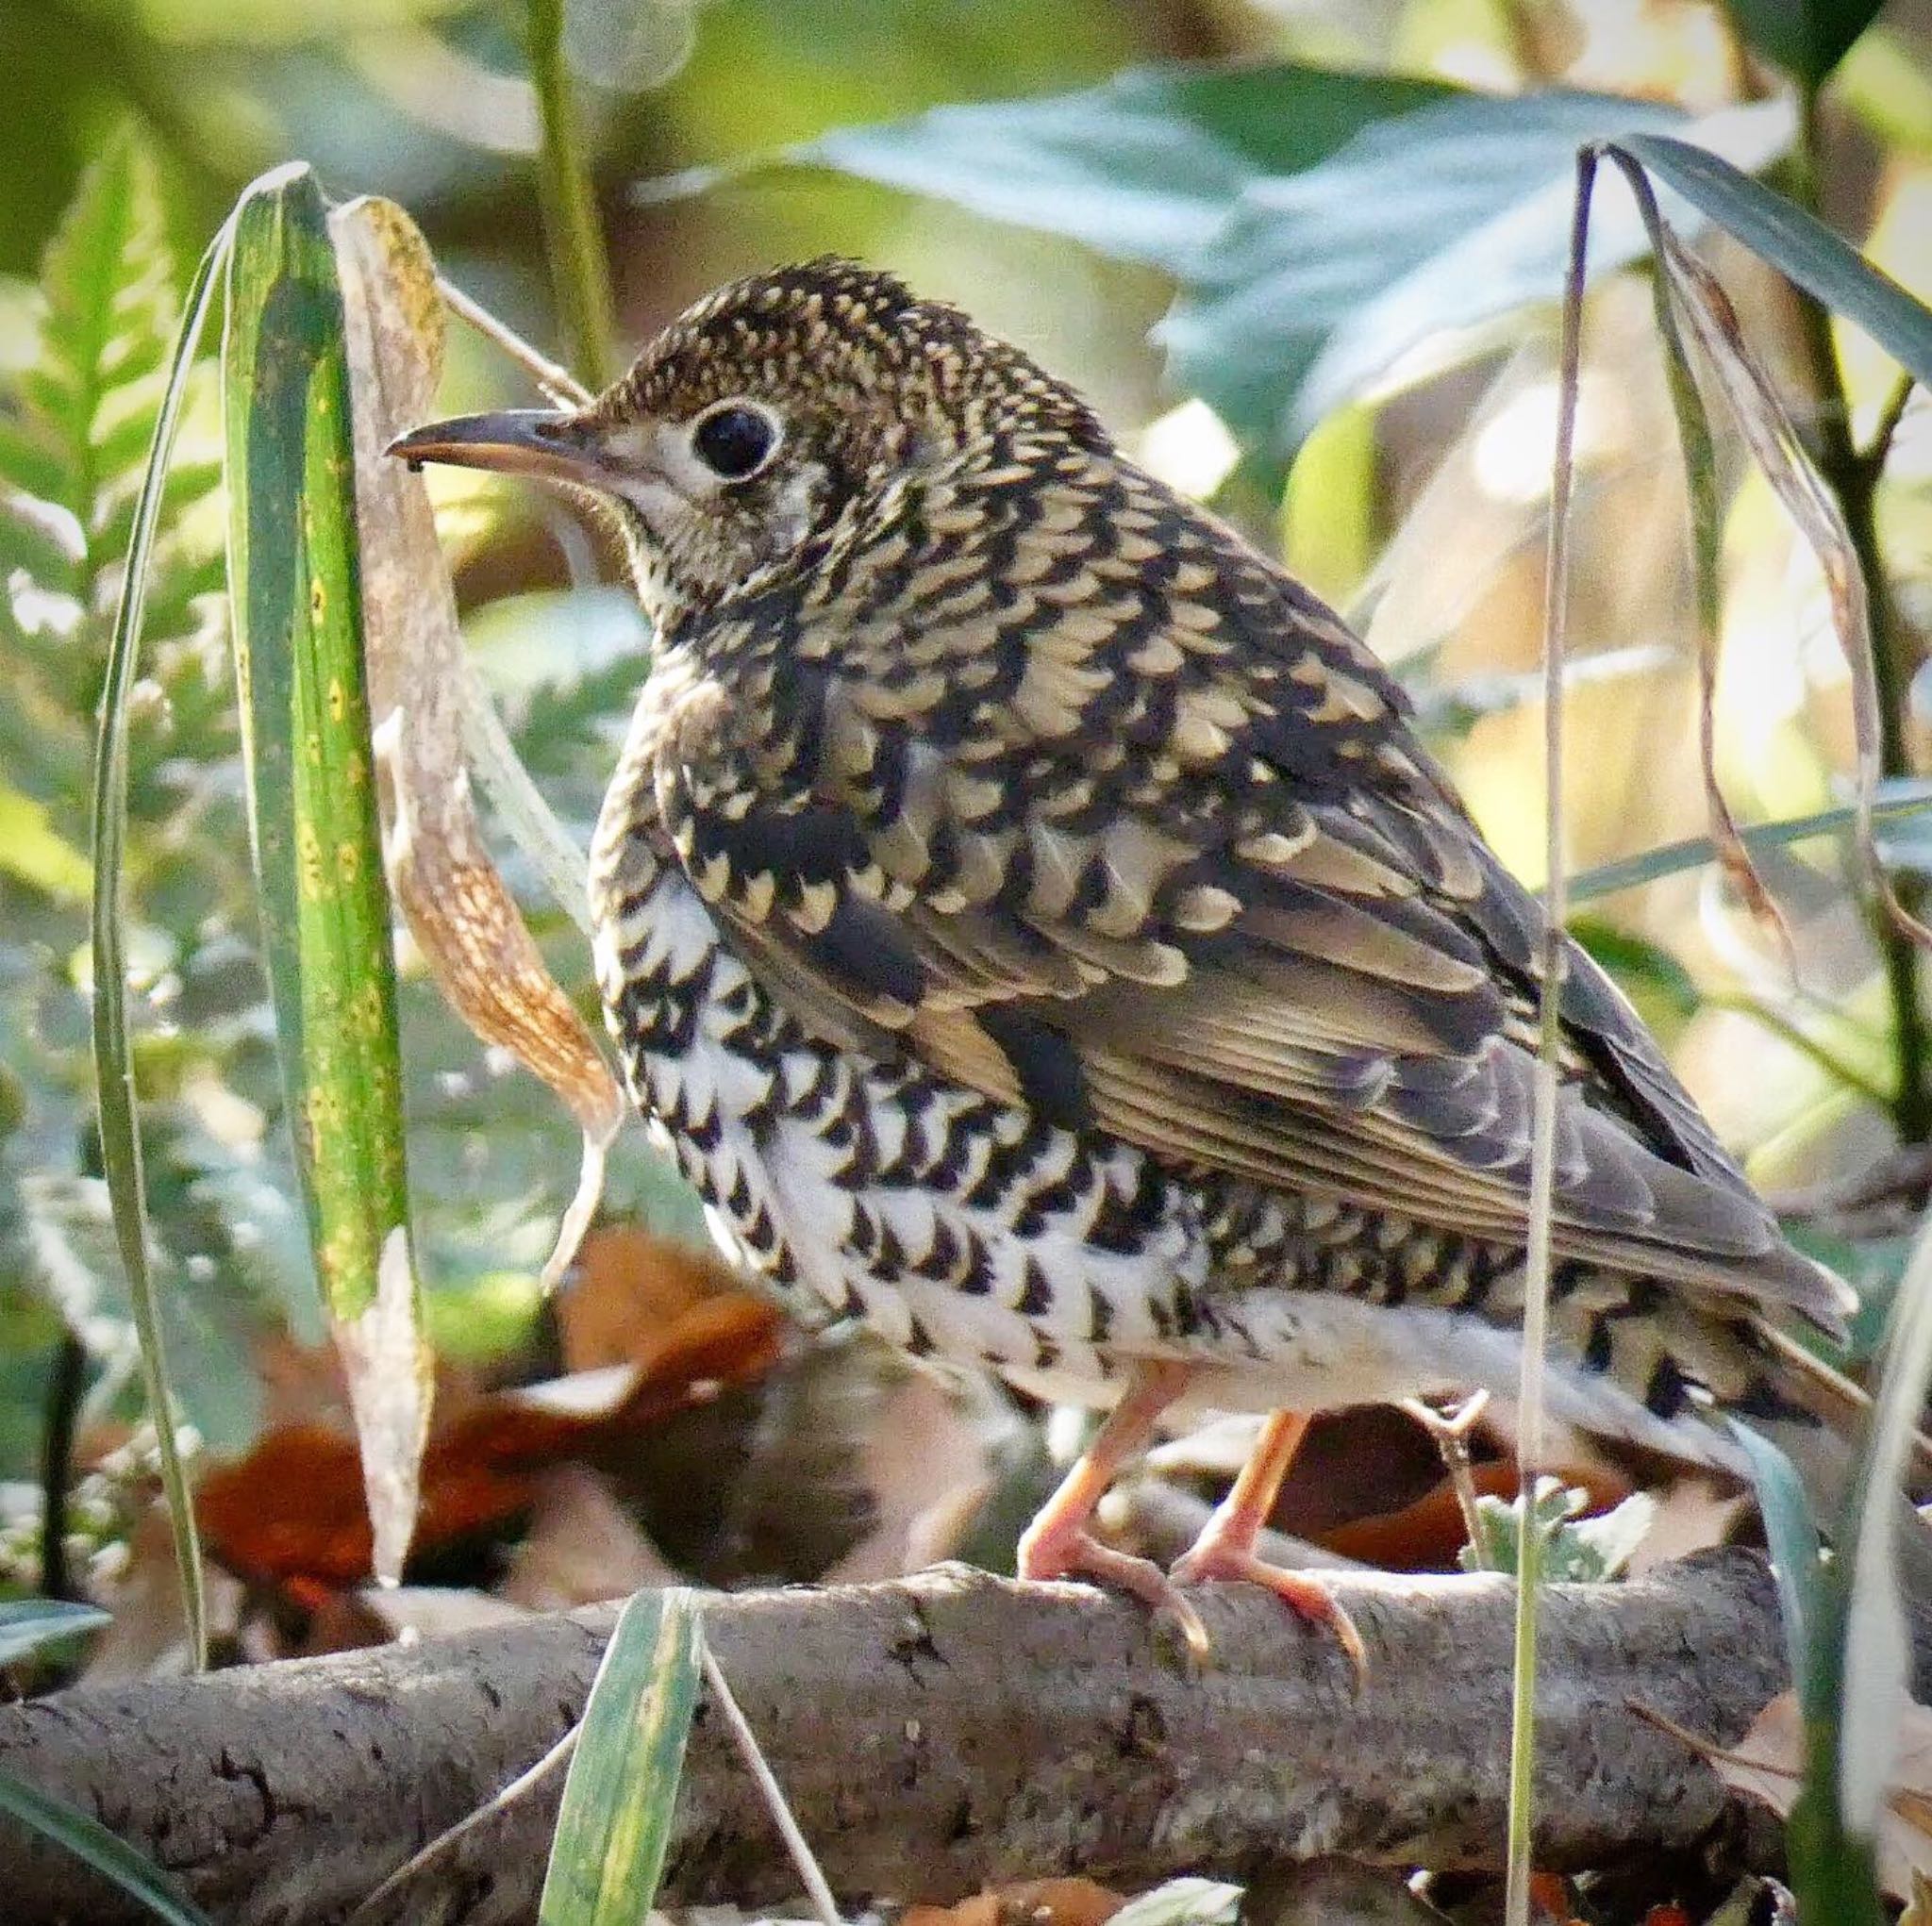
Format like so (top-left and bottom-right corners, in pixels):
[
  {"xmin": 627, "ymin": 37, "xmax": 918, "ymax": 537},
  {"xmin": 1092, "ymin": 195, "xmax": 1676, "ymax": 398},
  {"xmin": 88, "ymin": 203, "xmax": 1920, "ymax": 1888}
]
[
  {"xmin": 1170, "ymin": 1537, "xmax": 1367, "ymax": 1687},
  {"xmin": 1016, "ymin": 1519, "xmax": 1210, "ymax": 1659}
]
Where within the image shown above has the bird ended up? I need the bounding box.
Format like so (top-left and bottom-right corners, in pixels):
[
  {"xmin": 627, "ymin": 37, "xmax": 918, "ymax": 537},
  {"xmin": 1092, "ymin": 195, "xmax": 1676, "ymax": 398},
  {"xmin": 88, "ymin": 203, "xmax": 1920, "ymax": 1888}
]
[{"xmin": 392, "ymin": 256, "xmax": 1912, "ymax": 1668}]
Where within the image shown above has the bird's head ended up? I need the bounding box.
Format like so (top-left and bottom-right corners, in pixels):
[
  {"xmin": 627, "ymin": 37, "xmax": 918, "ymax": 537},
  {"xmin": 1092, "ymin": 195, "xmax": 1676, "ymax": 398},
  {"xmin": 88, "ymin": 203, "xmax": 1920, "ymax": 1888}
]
[{"xmin": 391, "ymin": 258, "xmax": 1107, "ymax": 617}]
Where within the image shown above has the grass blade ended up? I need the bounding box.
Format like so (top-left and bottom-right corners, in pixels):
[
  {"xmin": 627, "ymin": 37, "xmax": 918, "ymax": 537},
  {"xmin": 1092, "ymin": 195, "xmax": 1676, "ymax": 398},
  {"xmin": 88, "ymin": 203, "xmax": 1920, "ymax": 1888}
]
[
  {"xmin": 89, "ymin": 221, "xmax": 228, "ymax": 1670},
  {"xmin": 222, "ymin": 163, "xmax": 426, "ymax": 1585},
  {"xmin": 1727, "ymin": 1419, "xmax": 1826, "ymax": 1715},
  {"xmin": 0, "ymin": 1770, "xmax": 216, "ymax": 1926},
  {"xmin": 540, "ymin": 1588, "xmax": 702, "ymax": 1926},
  {"xmin": 526, "ymin": 0, "xmax": 616, "ymax": 387},
  {"xmin": 1566, "ymin": 781, "xmax": 1932, "ymax": 904}
]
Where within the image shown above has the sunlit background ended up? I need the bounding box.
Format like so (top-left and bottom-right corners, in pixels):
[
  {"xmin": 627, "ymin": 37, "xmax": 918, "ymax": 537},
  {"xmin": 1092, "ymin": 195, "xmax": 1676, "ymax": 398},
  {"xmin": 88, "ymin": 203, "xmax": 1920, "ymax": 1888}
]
[{"xmin": 3, "ymin": 0, "xmax": 1931, "ymax": 1628}]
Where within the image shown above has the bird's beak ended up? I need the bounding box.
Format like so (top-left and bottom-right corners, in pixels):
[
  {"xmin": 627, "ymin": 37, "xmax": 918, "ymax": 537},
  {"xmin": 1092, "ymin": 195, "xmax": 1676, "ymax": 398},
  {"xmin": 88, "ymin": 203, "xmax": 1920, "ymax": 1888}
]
[{"xmin": 386, "ymin": 408, "xmax": 610, "ymax": 489}]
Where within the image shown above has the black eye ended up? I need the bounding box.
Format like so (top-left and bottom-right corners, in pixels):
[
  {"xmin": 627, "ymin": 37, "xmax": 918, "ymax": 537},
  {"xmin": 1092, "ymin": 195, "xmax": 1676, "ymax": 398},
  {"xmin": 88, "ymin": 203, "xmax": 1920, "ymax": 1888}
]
[{"xmin": 691, "ymin": 404, "xmax": 777, "ymax": 480}]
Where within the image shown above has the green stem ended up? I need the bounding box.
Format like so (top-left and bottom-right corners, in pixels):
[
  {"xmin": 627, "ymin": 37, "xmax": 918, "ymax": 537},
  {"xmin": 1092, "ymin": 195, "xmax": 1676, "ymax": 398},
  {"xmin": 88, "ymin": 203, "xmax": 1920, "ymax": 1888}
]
[
  {"xmin": 1789, "ymin": 82, "xmax": 1930, "ymax": 1142},
  {"xmin": 526, "ymin": 0, "xmax": 618, "ymax": 391}
]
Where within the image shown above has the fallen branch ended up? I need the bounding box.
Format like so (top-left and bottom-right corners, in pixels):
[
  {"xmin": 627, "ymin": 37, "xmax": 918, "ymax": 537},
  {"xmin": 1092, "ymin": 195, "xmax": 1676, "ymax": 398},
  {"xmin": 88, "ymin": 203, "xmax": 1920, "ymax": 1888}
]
[{"xmin": 0, "ymin": 1552, "xmax": 1794, "ymax": 1924}]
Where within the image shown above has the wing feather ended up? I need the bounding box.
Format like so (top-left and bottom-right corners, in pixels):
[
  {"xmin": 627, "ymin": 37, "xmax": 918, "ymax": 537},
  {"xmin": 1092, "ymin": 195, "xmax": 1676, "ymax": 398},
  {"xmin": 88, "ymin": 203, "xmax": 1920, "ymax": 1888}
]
[{"xmin": 644, "ymin": 442, "xmax": 1850, "ymax": 1338}]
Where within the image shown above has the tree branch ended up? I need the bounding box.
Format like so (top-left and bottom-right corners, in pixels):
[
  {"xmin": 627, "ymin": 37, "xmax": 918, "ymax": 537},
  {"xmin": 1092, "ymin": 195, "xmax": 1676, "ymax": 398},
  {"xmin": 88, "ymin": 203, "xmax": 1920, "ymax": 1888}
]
[{"xmin": 0, "ymin": 1553, "xmax": 1795, "ymax": 1925}]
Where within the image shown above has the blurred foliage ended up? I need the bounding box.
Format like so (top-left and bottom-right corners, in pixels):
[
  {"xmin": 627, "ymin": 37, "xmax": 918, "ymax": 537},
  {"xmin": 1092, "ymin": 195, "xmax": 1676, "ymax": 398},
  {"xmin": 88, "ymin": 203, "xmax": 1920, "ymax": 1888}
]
[{"xmin": 0, "ymin": 0, "xmax": 1930, "ymax": 1628}]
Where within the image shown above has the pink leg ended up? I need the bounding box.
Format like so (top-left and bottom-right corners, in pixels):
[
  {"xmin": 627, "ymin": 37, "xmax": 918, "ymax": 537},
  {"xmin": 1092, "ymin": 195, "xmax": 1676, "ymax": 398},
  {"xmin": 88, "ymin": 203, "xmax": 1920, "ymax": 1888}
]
[
  {"xmin": 1015, "ymin": 1361, "xmax": 1209, "ymax": 1654},
  {"xmin": 1171, "ymin": 1409, "xmax": 1368, "ymax": 1682}
]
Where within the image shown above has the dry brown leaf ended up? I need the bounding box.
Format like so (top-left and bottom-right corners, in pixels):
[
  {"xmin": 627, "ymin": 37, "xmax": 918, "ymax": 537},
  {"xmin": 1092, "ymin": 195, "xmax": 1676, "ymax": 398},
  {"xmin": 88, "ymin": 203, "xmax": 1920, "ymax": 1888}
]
[
  {"xmin": 330, "ymin": 1223, "xmax": 433, "ymax": 1586},
  {"xmin": 1655, "ymin": 221, "xmax": 1932, "ymax": 958},
  {"xmin": 558, "ymin": 1225, "xmax": 757, "ymax": 1372},
  {"xmin": 1645, "ymin": 1690, "xmax": 1932, "ymax": 1902},
  {"xmin": 818, "ymin": 1370, "xmax": 998, "ymax": 1583},
  {"xmin": 330, "ymin": 193, "xmax": 624, "ymax": 1292},
  {"xmin": 1902, "ymin": 1868, "xmax": 1932, "ymax": 1926}
]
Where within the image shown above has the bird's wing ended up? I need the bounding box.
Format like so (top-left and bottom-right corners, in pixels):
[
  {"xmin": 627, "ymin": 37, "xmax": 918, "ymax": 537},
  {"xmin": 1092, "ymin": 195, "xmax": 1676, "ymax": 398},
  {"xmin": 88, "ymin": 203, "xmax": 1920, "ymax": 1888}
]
[{"xmin": 652, "ymin": 449, "xmax": 1848, "ymax": 1338}]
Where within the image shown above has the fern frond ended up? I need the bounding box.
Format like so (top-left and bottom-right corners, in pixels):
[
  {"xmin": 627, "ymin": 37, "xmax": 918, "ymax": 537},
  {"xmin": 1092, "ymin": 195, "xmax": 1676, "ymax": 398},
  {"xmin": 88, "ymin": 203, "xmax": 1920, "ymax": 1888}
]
[{"xmin": 0, "ymin": 127, "xmax": 222, "ymax": 692}]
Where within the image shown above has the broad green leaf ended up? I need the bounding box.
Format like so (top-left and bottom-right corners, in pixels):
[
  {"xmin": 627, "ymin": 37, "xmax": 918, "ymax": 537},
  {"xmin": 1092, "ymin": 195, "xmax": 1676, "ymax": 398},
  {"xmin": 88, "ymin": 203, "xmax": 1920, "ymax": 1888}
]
[
  {"xmin": 775, "ymin": 62, "xmax": 1454, "ymax": 268},
  {"xmin": 541, "ymin": 1588, "xmax": 702, "ymax": 1926},
  {"xmin": 0, "ymin": 1596, "xmax": 109, "ymax": 1666},
  {"xmin": 1457, "ymin": 1480, "xmax": 1654, "ymax": 1584},
  {"xmin": 1727, "ymin": 0, "xmax": 1886, "ymax": 84},
  {"xmin": 90, "ymin": 218, "xmax": 227, "ymax": 1671},
  {"xmin": 0, "ymin": 1771, "xmax": 215, "ymax": 1926},
  {"xmin": 222, "ymin": 163, "xmax": 427, "ymax": 1582},
  {"xmin": 1164, "ymin": 94, "xmax": 1790, "ymax": 453},
  {"xmin": 1617, "ymin": 132, "xmax": 1932, "ymax": 389}
]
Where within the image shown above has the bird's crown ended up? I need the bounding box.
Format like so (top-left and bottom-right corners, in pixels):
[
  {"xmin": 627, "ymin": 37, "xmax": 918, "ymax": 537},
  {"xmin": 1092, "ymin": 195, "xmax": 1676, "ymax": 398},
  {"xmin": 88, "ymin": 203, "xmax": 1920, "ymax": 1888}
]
[{"xmin": 597, "ymin": 257, "xmax": 1102, "ymax": 445}]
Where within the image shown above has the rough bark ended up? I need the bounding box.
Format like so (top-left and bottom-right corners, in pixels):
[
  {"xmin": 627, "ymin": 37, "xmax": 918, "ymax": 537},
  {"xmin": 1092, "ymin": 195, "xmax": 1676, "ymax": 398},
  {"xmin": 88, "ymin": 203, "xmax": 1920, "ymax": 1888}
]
[{"xmin": 0, "ymin": 1552, "xmax": 1790, "ymax": 1926}]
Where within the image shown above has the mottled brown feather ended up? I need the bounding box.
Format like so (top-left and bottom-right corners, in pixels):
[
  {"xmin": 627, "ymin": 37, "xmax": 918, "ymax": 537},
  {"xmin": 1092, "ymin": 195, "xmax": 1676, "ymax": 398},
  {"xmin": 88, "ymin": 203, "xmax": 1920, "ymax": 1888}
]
[{"xmin": 630, "ymin": 381, "xmax": 1845, "ymax": 1337}]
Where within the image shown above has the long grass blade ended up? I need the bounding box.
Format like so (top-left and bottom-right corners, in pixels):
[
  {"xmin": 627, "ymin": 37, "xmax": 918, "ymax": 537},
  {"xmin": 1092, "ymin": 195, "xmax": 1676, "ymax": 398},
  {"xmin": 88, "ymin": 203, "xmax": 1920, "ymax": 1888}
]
[
  {"xmin": 0, "ymin": 1770, "xmax": 216, "ymax": 1926},
  {"xmin": 1566, "ymin": 780, "xmax": 1932, "ymax": 904},
  {"xmin": 88, "ymin": 221, "xmax": 229, "ymax": 1671},
  {"xmin": 1614, "ymin": 133, "xmax": 1932, "ymax": 389},
  {"xmin": 1503, "ymin": 136, "xmax": 1596, "ymax": 1926}
]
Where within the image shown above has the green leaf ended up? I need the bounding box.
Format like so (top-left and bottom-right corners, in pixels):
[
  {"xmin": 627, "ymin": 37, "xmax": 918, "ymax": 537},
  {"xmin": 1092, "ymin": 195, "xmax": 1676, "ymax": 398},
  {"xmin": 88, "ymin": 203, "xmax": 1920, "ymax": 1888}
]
[
  {"xmin": 0, "ymin": 1770, "xmax": 216, "ymax": 1926},
  {"xmin": 774, "ymin": 62, "xmax": 1454, "ymax": 269},
  {"xmin": 1568, "ymin": 919, "xmax": 1700, "ymax": 1024},
  {"xmin": 0, "ymin": 783, "xmax": 91, "ymax": 902},
  {"xmin": 541, "ymin": 1588, "xmax": 702, "ymax": 1926},
  {"xmin": 1459, "ymin": 1480, "xmax": 1654, "ymax": 1584},
  {"xmin": 90, "ymin": 217, "xmax": 227, "ymax": 1673},
  {"xmin": 1726, "ymin": 0, "xmax": 1886, "ymax": 84},
  {"xmin": 1165, "ymin": 93, "xmax": 1790, "ymax": 453},
  {"xmin": 0, "ymin": 1597, "xmax": 109, "ymax": 1666},
  {"xmin": 222, "ymin": 164, "xmax": 412, "ymax": 1327},
  {"xmin": 1617, "ymin": 132, "xmax": 1932, "ymax": 389}
]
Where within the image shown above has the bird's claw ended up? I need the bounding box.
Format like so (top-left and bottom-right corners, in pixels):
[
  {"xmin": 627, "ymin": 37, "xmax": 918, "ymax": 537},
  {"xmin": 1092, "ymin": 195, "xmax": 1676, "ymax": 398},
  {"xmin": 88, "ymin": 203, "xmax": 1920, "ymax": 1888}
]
[
  {"xmin": 1016, "ymin": 1522, "xmax": 1211, "ymax": 1659},
  {"xmin": 1170, "ymin": 1538, "xmax": 1368, "ymax": 1689}
]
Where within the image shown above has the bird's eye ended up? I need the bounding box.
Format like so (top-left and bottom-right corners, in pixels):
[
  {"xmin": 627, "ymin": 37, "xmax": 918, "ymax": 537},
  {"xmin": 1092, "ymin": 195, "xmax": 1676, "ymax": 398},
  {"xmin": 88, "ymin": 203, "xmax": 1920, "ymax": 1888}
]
[{"xmin": 691, "ymin": 403, "xmax": 779, "ymax": 480}]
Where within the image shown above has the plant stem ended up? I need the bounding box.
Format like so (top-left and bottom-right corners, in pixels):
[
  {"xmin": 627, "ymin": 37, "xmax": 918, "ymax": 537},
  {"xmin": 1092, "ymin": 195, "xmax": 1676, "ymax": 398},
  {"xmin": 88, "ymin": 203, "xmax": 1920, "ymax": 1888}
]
[
  {"xmin": 37, "ymin": 1332, "xmax": 87, "ymax": 1602},
  {"xmin": 526, "ymin": 0, "xmax": 617, "ymax": 390},
  {"xmin": 1789, "ymin": 81, "xmax": 1930, "ymax": 1142}
]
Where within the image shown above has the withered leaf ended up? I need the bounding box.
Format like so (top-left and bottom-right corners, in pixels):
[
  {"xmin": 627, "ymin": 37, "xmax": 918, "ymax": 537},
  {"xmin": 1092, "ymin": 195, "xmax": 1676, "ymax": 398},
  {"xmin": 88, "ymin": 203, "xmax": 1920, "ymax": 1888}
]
[{"xmin": 330, "ymin": 194, "xmax": 625, "ymax": 1289}]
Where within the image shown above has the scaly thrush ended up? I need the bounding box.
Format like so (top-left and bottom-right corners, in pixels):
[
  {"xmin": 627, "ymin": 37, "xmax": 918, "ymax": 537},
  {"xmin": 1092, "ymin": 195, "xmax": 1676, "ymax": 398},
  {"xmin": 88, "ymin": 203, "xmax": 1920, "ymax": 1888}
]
[{"xmin": 395, "ymin": 258, "xmax": 1897, "ymax": 1665}]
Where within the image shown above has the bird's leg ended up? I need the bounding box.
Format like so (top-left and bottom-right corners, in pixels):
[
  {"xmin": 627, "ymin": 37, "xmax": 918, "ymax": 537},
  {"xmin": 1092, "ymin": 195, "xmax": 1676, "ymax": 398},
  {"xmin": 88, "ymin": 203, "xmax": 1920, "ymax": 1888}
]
[
  {"xmin": 1015, "ymin": 1359, "xmax": 1209, "ymax": 1654},
  {"xmin": 1170, "ymin": 1409, "xmax": 1368, "ymax": 1682}
]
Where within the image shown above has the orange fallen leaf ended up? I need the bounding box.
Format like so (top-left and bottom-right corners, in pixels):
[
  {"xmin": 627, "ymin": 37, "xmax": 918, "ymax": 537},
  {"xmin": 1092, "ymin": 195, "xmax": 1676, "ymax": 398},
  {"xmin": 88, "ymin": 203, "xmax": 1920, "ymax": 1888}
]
[
  {"xmin": 903, "ymin": 1879, "xmax": 1125, "ymax": 1926},
  {"xmin": 197, "ymin": 1288, "xmax": 782, "ymax": 1601}
]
